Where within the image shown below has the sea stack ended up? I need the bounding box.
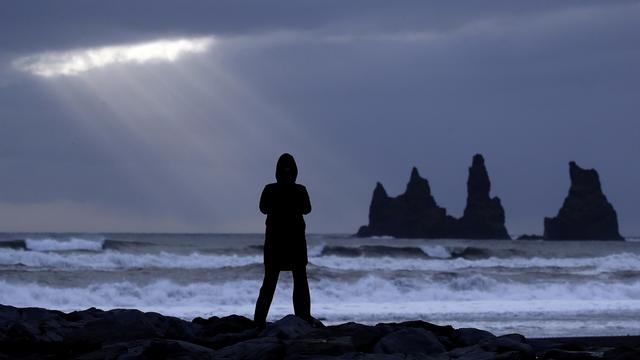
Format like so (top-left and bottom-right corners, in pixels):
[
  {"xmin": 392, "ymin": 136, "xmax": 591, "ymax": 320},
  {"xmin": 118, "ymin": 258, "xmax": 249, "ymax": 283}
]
[
  {"xmin": 544, "ymin": 161, "xmax": 623, "ymax": 240},
  {"xmin": 455, "ymin": 154, "xmax": 510, "ymax": 239},
  {"xmin": 357, "ymin": 154, "xmax": 510, "ymax": 239},
  {"xmin": 356, "ymin": 168, "xmax": 454, "ymax": 238}
]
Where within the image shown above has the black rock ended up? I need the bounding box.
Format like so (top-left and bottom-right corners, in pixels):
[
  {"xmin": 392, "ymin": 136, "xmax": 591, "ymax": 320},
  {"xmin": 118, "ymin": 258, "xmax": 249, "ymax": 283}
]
[
  {"xmin": 196, "ymin": 328, "xmax": 260, "ymax": 350},
  {"xmin": 0, "ymin": 305, "xmax": 636, "ymax": 359},
  {"xmin": 517, "ymin": 234, "xmax": 544, "ymax": 240},
  {"xmin": 259, "ymin": 315, "xmax": 318, "ymax": 340},
  {"xmin": 539, "ymin": 349, "xmax": 600, "ymax": 360},
  {"xmin": 328, "ymin": 322, "xmax": 385, "ymax": 352},
  {"xmin": 286, "ymin": 336, "xmax": 356, "ymax": 357},
  {"xmin": 448, "ymin": 333, "xmax": 535, "ymax": 360},
  {"xmin": 602, "ymin": 345, "xmax": 640, "ymax": 360},
  {"xmin": 192, "ymin": 314, "xmax": 255, "ymax": 337},
  {"xmin": 69, "ymin": 308, "xmax": 197, "ymax": 346},
  {"xmin": 478, "ymin": 335, "xmax": 534, "ymax": 359},
  {"xmin": 357, "ymin": 154, "xmax": 510, "ymax": 239},
  {"xmin": 296, "ymin": 353, "xmax": 447, "ymax": 360},
  {"xmin": 449, "ymin": 247, "xmax": 492, "ymax": 260},
  {"xmin": 214, "ymin": 336, "xmax": 284, "ymax": 360},
  {"xmin": 447, "ymin": 345, "xmax": 499, "ymax": 360},
  {"xmin": 396, "ymin": 320, "xmax": 455, "ymax": 338},
  {"xmin": 373, "ymin": 328, "xmax": 445, "ymax": 355},
  {"xmin": 356, "ymin": 168, "xmax": 456, "ymax": 238},
  {"xmin": 452, "ymin": 328, "xmax": 496, "ymax": 348},
  {"xmin": 0, "ymin": 240, "xmax": 27, "ymax": 250},
  {"xmin": 76, "ymin": 338, "xmax": 217, "ymax": 360},
  {"xmin": 454, "ymin": 154, "xmax": 510, "ymax": 239},
  {"xmin": 544, "ymin": 161, "xmax": 624, "ymax": 240}
]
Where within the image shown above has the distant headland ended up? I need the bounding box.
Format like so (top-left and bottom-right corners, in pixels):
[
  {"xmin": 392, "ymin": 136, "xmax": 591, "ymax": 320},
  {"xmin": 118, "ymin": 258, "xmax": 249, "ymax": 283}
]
[{"xmin": 357, "ymin": 155, "xmax": 623, "ymax": 240}]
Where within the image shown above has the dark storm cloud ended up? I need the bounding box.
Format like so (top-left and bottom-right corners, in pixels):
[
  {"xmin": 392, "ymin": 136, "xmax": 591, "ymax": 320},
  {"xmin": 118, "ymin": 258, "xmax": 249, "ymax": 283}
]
[
  {"xmin": 2, "ymin": 1, "xmax": 634, "ymax": 52},
  {"xmin": 0, "ymin": 1, "xmax": 638, "ymax": 234}
]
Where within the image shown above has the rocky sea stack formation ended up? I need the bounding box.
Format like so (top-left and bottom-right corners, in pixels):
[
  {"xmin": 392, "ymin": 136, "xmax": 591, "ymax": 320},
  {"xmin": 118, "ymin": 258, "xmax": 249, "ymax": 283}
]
[
  {"xmin": 356, "ymin": 168, "xmax": 456, "ymax": 238},
  {"xmin": 455, "ymin": 154, "xmax": 510, "ymax": 239},
  {"xmin": 2, "ymin": 304, "xmax": 639, "ymax": 359},
  {"xmin": 357, "ymin": 154, "xmax": 509, "ymax": 239},
  {"xmin": 544, "ymin": 162, "xmax": 623, "ymax": 240}
]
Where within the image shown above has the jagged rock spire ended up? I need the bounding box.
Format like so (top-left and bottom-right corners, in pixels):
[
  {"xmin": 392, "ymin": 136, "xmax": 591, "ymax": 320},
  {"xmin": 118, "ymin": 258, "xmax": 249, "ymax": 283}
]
[
  {"xmin": 458, "ymin": 154, "xmax": 510, "ymax": 239},
  {"xmin": 372, "ymin": 182, "xmax": 388, "ymax": 199},
  {"xmin": 356, "ymin": 154, "xmax": 510, "ymax": 239},
  {"xmin": 356, "ymin": 166, "xmax": 452, "ymax": 238},
  {"xmin": 544, "ymin": 162, "xmax": 623, "ymax": 240},
  {"xmin": 568, "ymin": 161, "xmax": 601, "ymax": 195},
  {"xmin": 466, "ymin": 154, "xmax": 491, "ymax": 203},
  {"xmin": 402, "ymin": 167, "xmax": 436, "ymax": 207}
]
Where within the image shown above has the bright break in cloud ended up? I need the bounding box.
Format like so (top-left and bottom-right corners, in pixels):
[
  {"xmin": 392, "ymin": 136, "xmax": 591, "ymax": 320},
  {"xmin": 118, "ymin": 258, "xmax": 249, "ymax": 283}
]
[{"xmin": 13, "ymin": 36, "xmax": 215, "ymax": 77}]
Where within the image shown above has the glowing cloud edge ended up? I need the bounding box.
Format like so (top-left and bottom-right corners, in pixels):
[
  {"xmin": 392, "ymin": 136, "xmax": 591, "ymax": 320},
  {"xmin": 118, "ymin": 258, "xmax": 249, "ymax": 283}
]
[{"xmin": 13, "ymin": 36, "xmax": 216, "ymax": 77}]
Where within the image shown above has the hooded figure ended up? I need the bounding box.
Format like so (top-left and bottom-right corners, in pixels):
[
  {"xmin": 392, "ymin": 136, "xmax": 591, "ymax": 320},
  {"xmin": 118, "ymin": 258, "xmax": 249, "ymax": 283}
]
[{"xmin": 254, "ymin": 153, "xmax": 312, "ymax": 326}]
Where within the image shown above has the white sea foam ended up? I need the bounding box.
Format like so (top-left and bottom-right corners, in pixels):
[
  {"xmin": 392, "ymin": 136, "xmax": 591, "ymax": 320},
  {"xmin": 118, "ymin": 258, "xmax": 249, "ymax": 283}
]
[
  {"xmin": 1, "ymin": 274, "xmax": 639, "ymax": 308},
  {"xmin": 418, "ymin": 244, "xmax": 451, "ymax": 258},
  {"xmin": 312, "ymin": 252, "xmax": 640, "ymax": 273},
  {"xmin": 25, "ymin": 238, "xmax": 104, "ymax": 252},
  {"xmin": 1, "ymin": 246, "xmax": 640, "ymax": 273},
  {"xmin": 307, "ymin": 244, "xmax": 325, "ymax": 257},
  {"xmin": 0, "ymin": 248, "xmax": 261, "ymax": 270},
  {"xmin": 1, "ymin": 276, "xmax": 639, "ymax": 330}
]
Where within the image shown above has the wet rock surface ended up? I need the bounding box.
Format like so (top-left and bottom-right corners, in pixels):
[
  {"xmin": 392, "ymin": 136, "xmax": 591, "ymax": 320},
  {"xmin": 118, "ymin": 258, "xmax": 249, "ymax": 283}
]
[{"xmin": 1, "ymin": 304, "xmax": 637, "ymax": 359}]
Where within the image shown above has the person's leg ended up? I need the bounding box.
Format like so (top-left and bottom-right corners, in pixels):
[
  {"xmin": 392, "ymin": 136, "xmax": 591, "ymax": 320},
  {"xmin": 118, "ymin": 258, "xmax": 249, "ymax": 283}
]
[
  {"xmin": 292, "ymin": 266, "xmax": 311, "ymax": 321},
  {"xmin": 254, "ymin": 267, "xmax": 280, "ymax": 326}
]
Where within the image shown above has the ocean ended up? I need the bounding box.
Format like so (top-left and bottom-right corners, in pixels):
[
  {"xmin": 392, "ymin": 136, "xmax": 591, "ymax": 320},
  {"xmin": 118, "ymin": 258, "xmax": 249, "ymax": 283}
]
[{"xmin": 0, "ymin": 233, "xmax": 639, "ymax": 338}]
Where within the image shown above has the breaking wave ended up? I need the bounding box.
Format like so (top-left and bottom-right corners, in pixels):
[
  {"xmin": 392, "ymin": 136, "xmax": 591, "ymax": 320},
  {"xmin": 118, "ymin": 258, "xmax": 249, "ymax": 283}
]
[
  {"xmin": 25, "ymin": 238, "xmax": 104, "ymax": 252},
  {"xmin": 318, "ymin": 244, "xmax": 452, "ymax": 259},
  {"xmin": 1, "ymin": 275, "xmax": 639, "ymax": 320},
  {"xmin": 0, "ymin": 248, "xmax": 261, "ymax": 270},
  {"xmin": 0, "ymin": 238, "xmax": 162, "ymax": 252},
  {"xmin": 1, "ymin": 245, "xmax": 639, "ymax": 274},
  {"xmin": 0, "ymin": 239, "xmax": 515, "ymax": 263},
  {"xmin": 2, "ymin": 233, "xmax": 639, "ymax": 337},
  {"xmin": 311, "ymin": 252, "xmax": 640, "ymax": 273}
]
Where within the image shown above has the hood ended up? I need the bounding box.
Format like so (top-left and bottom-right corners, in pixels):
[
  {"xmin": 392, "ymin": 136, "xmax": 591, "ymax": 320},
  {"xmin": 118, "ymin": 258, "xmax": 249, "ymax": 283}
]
[{"xmin": 275, "ymin": 153, "xmax": 298, "ymax": 184}]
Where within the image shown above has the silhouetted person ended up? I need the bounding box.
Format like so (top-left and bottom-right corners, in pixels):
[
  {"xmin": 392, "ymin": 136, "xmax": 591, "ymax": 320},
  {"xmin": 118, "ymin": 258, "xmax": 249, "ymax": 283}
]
[{"xmin": 254, "ymin": 153, "xmax": 312, "ymax": 327}]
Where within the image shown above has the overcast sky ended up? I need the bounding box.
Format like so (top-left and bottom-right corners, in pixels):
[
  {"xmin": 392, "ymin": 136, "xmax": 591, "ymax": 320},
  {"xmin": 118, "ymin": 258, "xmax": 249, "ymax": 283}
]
[{"xmin": 0, "ymin": 1, "xmax": 638, "ymax": 235}]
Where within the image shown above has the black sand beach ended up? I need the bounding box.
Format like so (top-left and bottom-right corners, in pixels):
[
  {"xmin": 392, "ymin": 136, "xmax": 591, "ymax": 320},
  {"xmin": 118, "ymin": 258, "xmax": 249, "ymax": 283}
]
[{"xmin": 1, "ymin": 304, "xmax": 638, "ymax": 359}]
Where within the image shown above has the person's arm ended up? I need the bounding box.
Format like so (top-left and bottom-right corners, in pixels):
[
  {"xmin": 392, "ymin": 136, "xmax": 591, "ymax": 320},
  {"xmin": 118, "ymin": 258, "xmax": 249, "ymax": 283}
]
[
  {"xmin": 299, "ymin": 185, "xmax": 312, "ymax": 215},
  {"xmin": 259, "ymin": 185, "xmax": 272, "ymax": 215}
]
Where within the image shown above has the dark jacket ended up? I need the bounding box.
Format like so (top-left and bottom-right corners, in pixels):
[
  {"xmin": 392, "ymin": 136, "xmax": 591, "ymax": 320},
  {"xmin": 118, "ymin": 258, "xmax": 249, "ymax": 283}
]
[{"xmin": 260, "ymin": 154, "xmax": 312, "ymax": 270}]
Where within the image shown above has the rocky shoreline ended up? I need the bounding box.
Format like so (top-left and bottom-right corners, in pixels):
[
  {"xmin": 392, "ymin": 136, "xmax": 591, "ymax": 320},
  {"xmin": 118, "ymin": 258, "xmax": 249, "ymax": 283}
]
[{"xmin": 1, "ymin": 305, "xmax": 638, "ymax": 359}]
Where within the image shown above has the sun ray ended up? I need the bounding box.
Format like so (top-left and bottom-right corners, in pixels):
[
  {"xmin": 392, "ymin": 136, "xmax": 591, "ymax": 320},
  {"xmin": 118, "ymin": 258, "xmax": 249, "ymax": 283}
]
[{"xmin": 13, "ymin": 36, "xmax": 215, "ymax": 77}]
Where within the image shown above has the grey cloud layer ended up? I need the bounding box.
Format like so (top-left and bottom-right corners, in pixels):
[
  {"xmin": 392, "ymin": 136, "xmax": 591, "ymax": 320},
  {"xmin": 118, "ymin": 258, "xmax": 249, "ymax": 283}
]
[{"xmin": 3, "ymin": 0, "xmax": 633, "ymax": 52}]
